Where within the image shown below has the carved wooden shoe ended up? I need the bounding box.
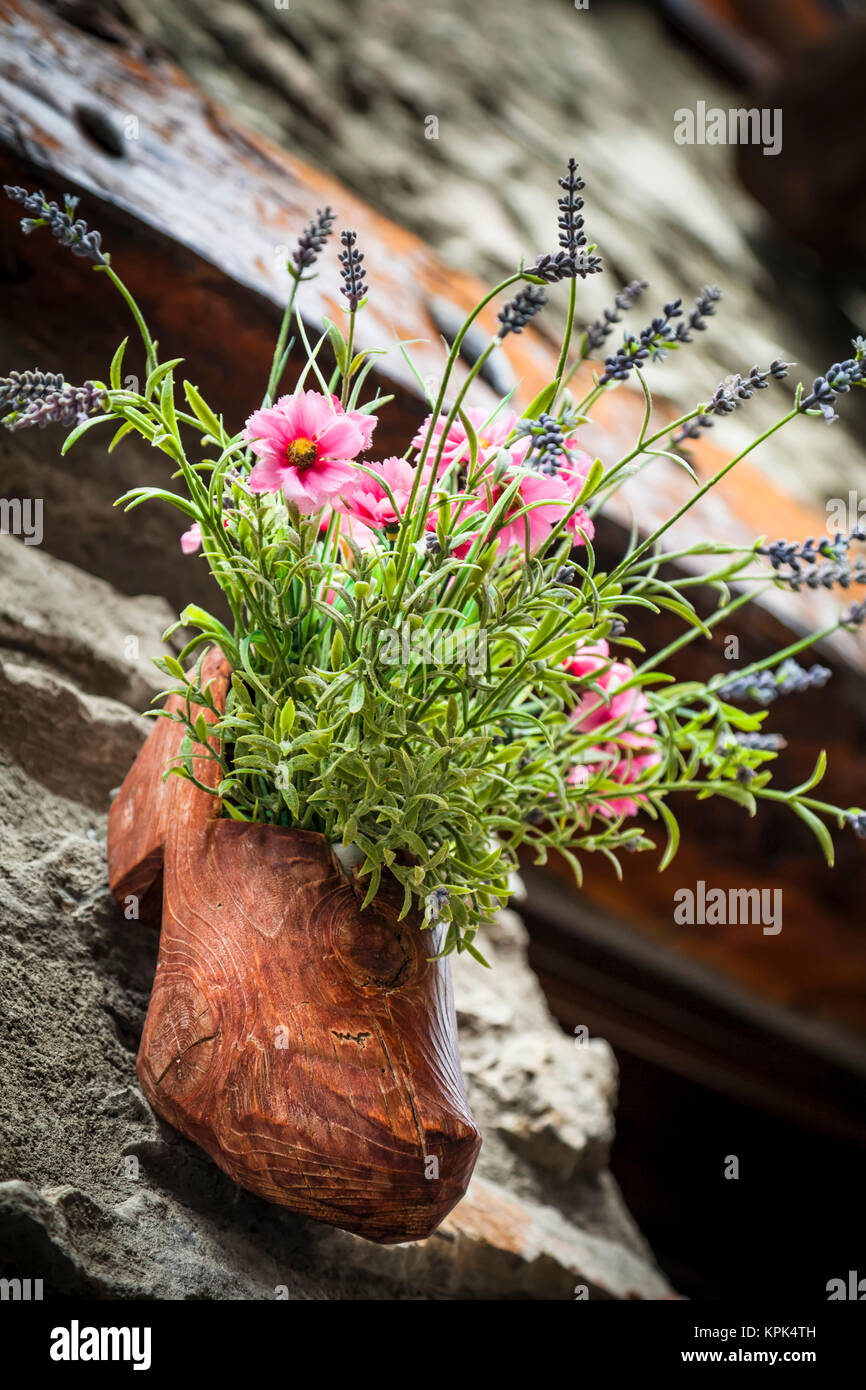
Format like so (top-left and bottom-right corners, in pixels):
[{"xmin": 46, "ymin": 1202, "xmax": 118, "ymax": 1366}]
[{"xmin": 107, "ymin": 650, "xmax": 480, "ymax": 1243}]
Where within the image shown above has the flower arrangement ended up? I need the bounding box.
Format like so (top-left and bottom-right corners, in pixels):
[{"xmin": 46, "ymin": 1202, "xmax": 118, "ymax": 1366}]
[{"xmin": 4, "ymin": 165, "xmax": 865, "ymax": 965}]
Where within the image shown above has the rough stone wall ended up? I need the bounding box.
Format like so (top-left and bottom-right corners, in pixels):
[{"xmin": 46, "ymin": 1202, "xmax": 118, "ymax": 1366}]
[{"xmin": 0, "ymin": 535, "xmax": 670, "ymax": 1298}]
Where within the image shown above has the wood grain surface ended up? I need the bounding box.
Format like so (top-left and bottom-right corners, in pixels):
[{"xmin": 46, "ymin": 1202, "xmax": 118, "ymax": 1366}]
[{"xmin": 108, "ymin": 649, "xmax": 480, "ymax": 1243}]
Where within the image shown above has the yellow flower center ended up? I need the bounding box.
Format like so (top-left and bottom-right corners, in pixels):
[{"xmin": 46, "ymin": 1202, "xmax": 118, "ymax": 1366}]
[{"xmin": 286, "ymin": 436, "xmax": 318, "ymax": 468}]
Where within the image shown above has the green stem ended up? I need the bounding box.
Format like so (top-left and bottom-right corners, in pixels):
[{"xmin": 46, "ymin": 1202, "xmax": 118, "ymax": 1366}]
[
  {"xmin": 608, "ymin": 410, "xmax": 798, "ymax": 586},
  {"xmin": 600, "ymin": 406, "xmax": 706, "ymax": 493},
  {"xmin": 264, "ymin": 276, "xmax": 300, "ymax": 406},
  {"xmin": 392, "ymin": 338, "xmax": 501, "ymax": 608},
  {"xmin": 573, "ymin": 380, "xmax": 607, "ymax": 418},
  {"xmin": 101, "ymin": 266, "xmax": 157, "ymax": 376},
  {"xmin": 560, "ymin": 335, "xmax": 590, "ymax": 394},
  {"xmin": 341, "ymin": 310, "xmax": 356, "ymax": 409},
  {"xmin": 393, "ymin": 272, "xmax": 525, "ymax": 577},
  {"xmin": 649, "ymin": 781, "xmax": 845, "ymax": 821},
  {"xmin": 551, "ymin": 277, "xmax": 577, "ymax": 408},
  {"xmin": 635, "ymin": 584, "xmax": 768, "ymax": 675}
]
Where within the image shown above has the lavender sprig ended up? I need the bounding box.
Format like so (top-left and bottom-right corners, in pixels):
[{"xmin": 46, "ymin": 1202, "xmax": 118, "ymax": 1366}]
[
  {"xmin": 532, "ymin": 159, "xmax": 603, "ymax": 283},
  {"xmin": 535, "ymin": 414, "xmax": 566, "ymax": 474},
  {"xmin": 799, "ymin": 350, "xmax": 866, "ymax": 424},
  {"xmin": 4, "ymin": 185, "xmax": 106, "ymax": 264},
  {"xmin": 338, "ymin": 229, "xmax": 367, "ymax": 311},
  {"xmin": 760, "ymin": 529, "xmax": 866, "ymax": 571},
  {"xmin": 556, "ymin": 158, "xmax": 588, "ymax": 259},
  {"xmin": 598, "ymin": 298, "xmax": 684, "ymax": 384},
  {"xmin": 424, "ymin": 885, "xmax": 450, "ymax": 924},
  {"xmin": 765, "ymin": 557, "xmax": 866, "ymax": 593},
  {"xmin": 733, "ymin": 732, "xmax": 787, "ymax": 752},
  {"xmin": 497, "ymin": 284, "xmax": 547, "ymax": 338},
  {"xmin": 516, "ymin": 413, "xmax": 567, "ymax": 474},
  {"xmin": 672, "ymin": 360, "xmax": 791, "ymax": 444},
  {"xmin": 583, "ymin": 279, "xmax": 649, "ymax": 354},
  {"xmin": 3, "ymin": 380, "xmax": 106, "ymax": 430},
  {"xmin": 599, "ymin": 286, "xmax": 724, "ymax": 387},
  {"xmin": 685, "ymin": 285, "xmax": 722, "ymax": 334},
  {"xmin": 719, "ymin": 659, "xmax": 831, "ymax": 706},
  {"xmin": 0, "ymin": 369, "xmax": 67, "ymax": 412},
  {"xmin": 291, "ymin": 206, "xmax": 336, "ymax": 275},
  {"xmin": 757, "ymin": 528, "xmax": 866, "ymax": 592}
]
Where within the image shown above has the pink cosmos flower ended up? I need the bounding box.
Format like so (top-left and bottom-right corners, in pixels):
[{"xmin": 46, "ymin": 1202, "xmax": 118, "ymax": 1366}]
[
  {"xmin": 418, "ymin": 412, "xmax": 597, "ymax": 554},
  {"xmin": 566, "ymin": 640, "xmax": 660, "ymax": 819},
  {"xmin": 243, "ymin": 390, "xmax": 375, "ymax": 512},
  {"xmin": 490, "ymin": 469, "xmax": 575, "ymax": 553},
  {"xmin": 412, "ymin": 407, "xmax": 525, "ymax": 471},
  {"xmin": 340, "ymin": 456, "xmax": 431, "ymax": 532},
  {"xmin": 457, "ymin": 463, "xmax": 589, "ymax": 557}
]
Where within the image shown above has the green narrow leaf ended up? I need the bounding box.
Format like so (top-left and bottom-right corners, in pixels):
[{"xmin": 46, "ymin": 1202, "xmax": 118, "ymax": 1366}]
[
  {"xmin": 159, "ymin": 371, "xmax": 178, "ymax": 437},
  {"xmin": 109, "ymin": 337, "xmax": 129, "ymax": 391},
  {"xmin": 183, "ymin": 381, "xmax": 225, "ymax": 442},
  {"xmin": 61, "ymin": 414, "xmax": 113, "ymax": 455},
  {"xmin": 146, "ymin": 357, "xmax": 184, "ymax": 399},
  {"xmin": 461, "ymin": 939, "xmax": 492, "ymax": 968},
  {"xmin": 791, "ymin": 802, "xmax": 835, "ymax": 867},
  {"xmin": 522, "ymin": 381, "xmax": 557, "ymax": 420},
  {"xmin": 790, "ymin": 750, "xmax": 827, "ymax": 797},
  {"xmin": 576, "ymin": 456, "xmax": 604, "ymax": 503},
  {"xmin": 322, "ymin": 317, "xmax": 349, "ymax": 377},
  {"xmin": 280, "ymin": 698, "xmax": 296, "ymax": 737},
  {"xmin": 107, "ymin": 420, "xmax": 135, "ymax": 454},
  {"xmin": 281, "ymin": 780, "xmax": 299, "ymax": 818},
  {"xmin": 446, "ymin": 694, "xmax": 459, "ymax": 739},
  {"xmin": 654, "ymin": 798, "xmax": 680, "ymax": 871}
]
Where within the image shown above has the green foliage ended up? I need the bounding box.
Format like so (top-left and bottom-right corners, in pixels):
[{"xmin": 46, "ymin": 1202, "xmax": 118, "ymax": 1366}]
[{"xmin": 17, "ymin": 176, "xmax": 865, "ymax": 962}]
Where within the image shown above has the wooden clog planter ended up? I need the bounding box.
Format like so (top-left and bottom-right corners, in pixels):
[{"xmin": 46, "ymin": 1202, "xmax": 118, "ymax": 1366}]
[{"xmin": 107, "ymin": 650, "xmax": 480, "ymax": 1243}]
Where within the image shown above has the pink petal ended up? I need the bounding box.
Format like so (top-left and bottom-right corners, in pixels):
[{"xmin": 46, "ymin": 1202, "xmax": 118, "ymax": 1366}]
[
  {"xmin": 180, "ymin": 522, "xmax": 202, "ymax": 554},
  {"xmin": 290, "ymin": 389, "xmax": 336, "ymax": 439},
  {"xmin": 345, "ymin": 408, "xmax": 378, "ymax": 449},
  {"xmin": 282, "ymin": 458, "xmax": 359, "ymax": 512},
  {"xmin": 249, "ymin": 456, "xmax": 286, "ymax": 493},
  {"xmin": 315, "ymin": 415, "xmax": 365, "ymax": 460},
  {"xmin": 569, "ymin": 506, "xmax": 595, "ymax": 543}
]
